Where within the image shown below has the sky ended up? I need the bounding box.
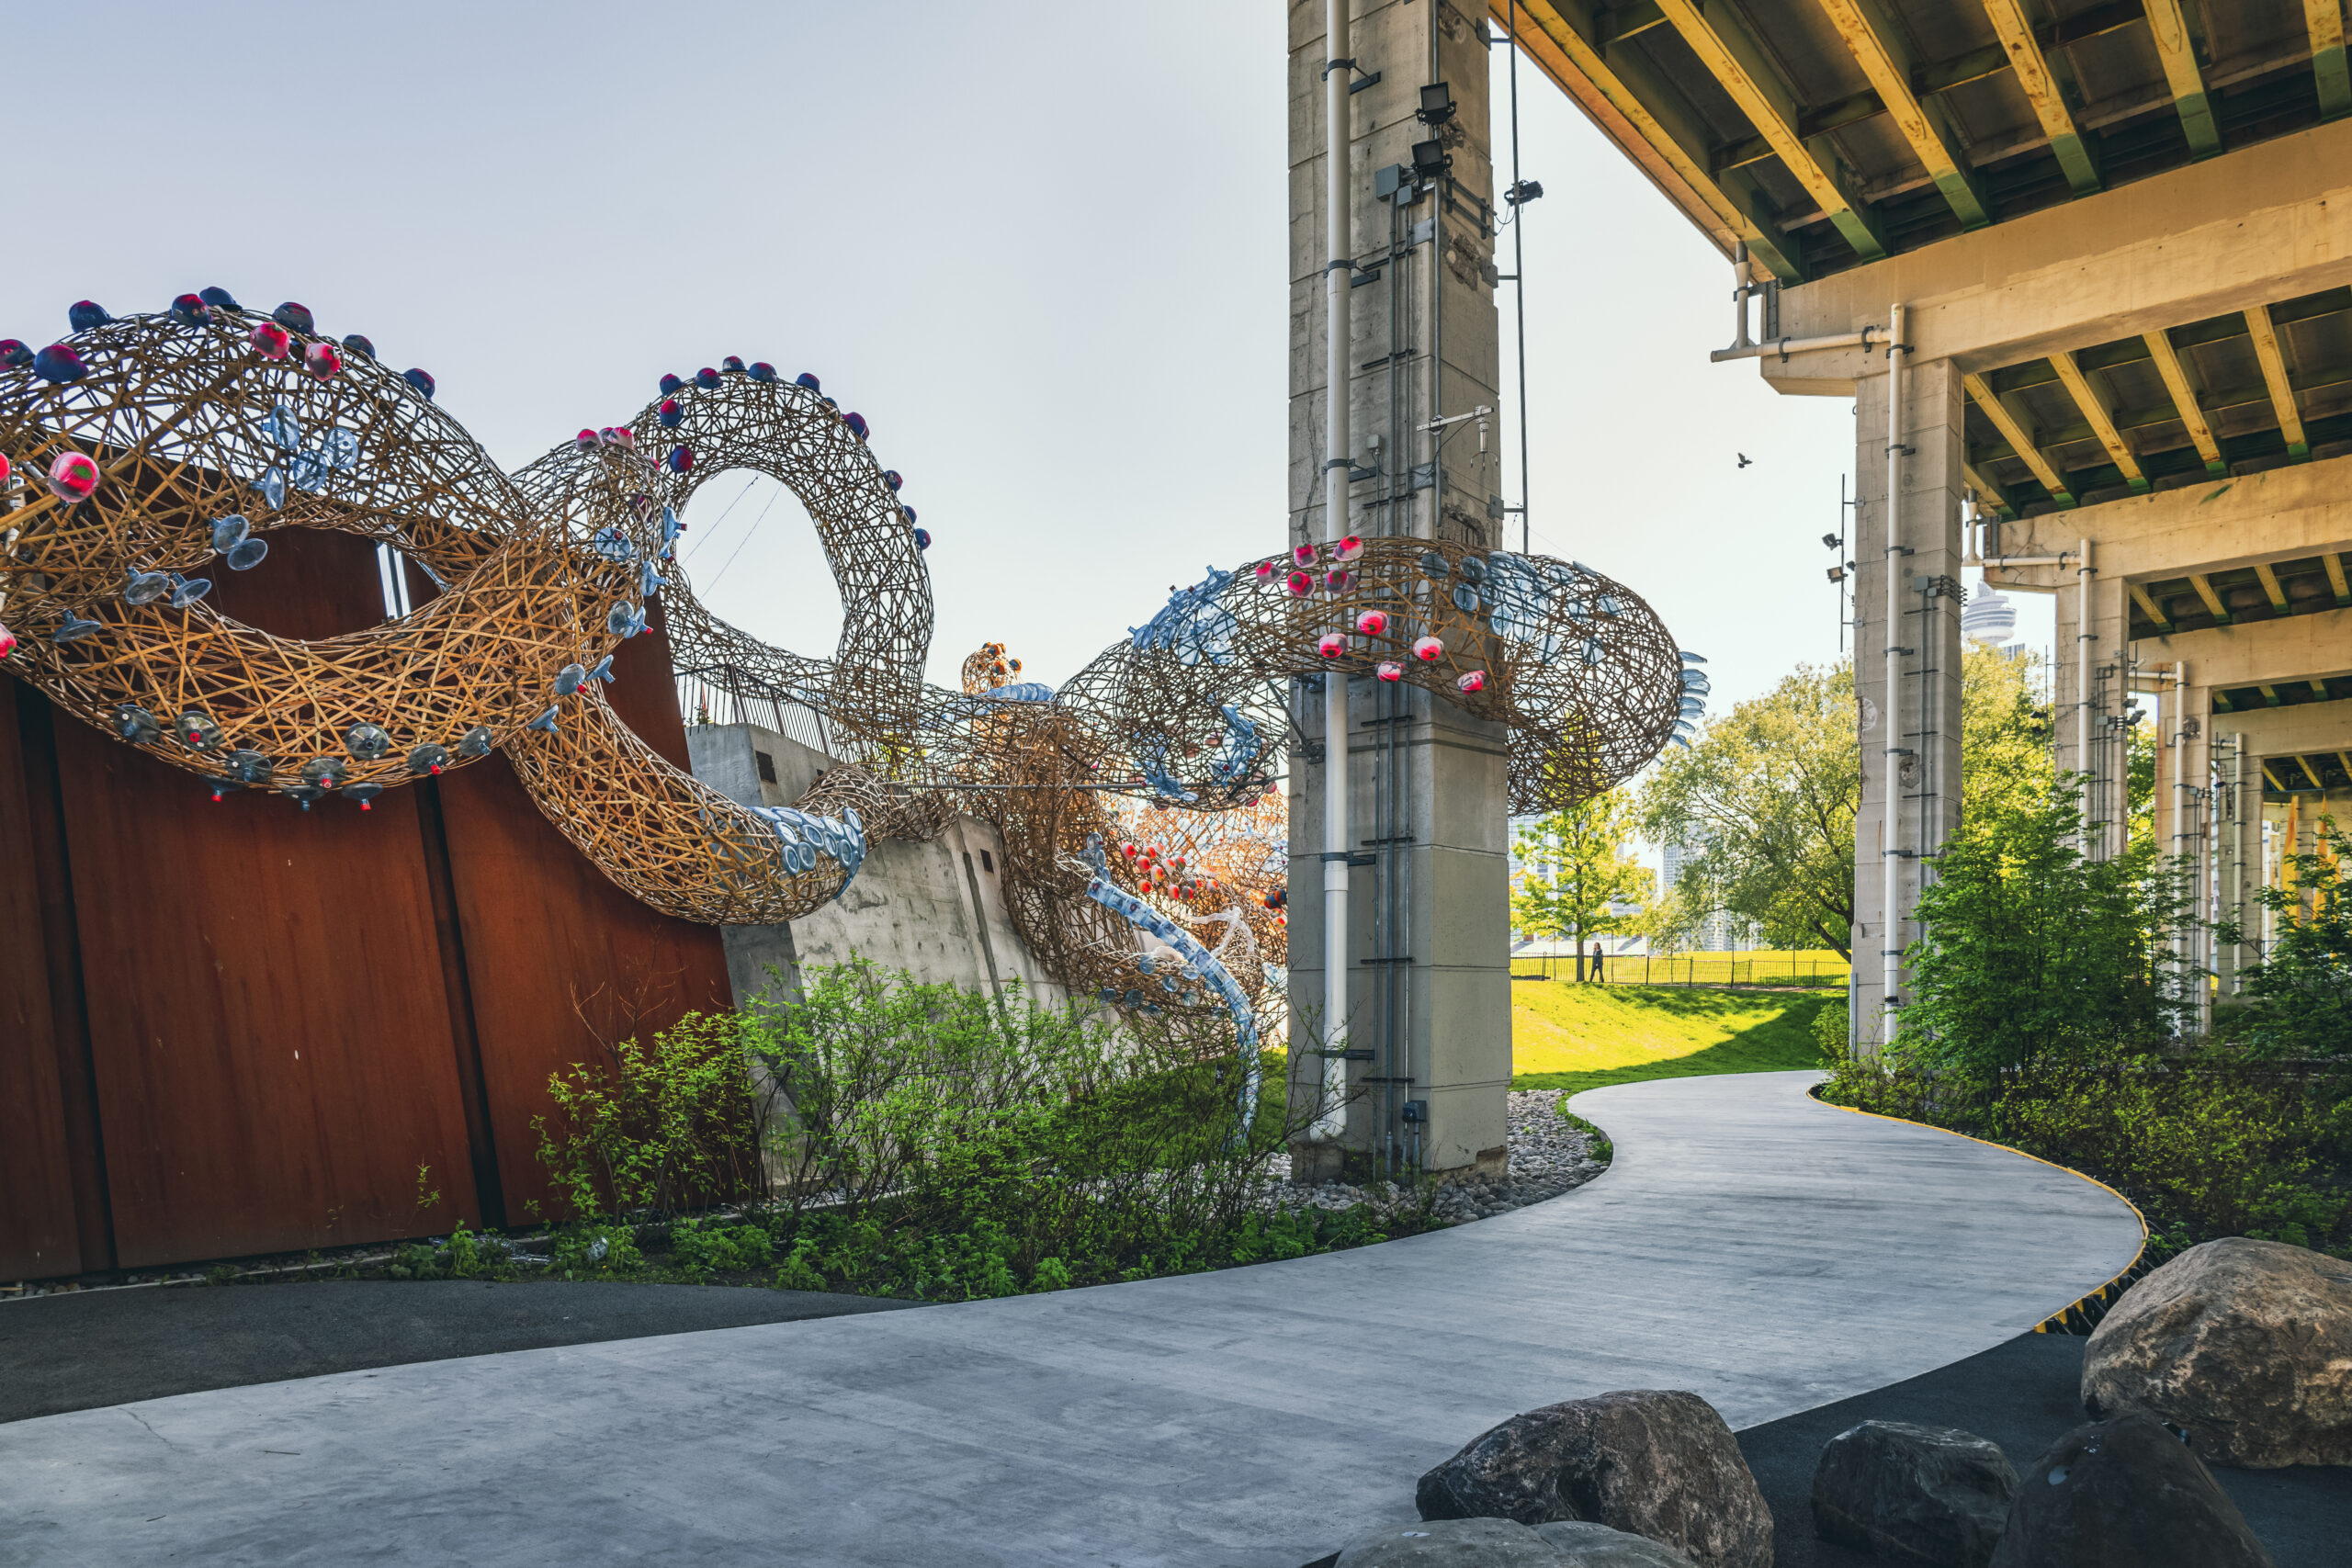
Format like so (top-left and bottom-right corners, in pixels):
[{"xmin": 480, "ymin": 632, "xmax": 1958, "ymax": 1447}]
[{"xmin": 13, "ymin": 2, "xmax": 2051, "ymax": 740}]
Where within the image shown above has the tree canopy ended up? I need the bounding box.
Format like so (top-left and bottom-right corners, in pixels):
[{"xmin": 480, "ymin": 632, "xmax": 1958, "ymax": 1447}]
[{"xmin": 1510, "ymin": 790, "xmax": 1651, "ymax": 948}]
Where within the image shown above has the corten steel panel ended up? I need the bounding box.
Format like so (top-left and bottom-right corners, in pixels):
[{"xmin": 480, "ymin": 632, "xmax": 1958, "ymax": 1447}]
[
  {"xmin": 420, "ymin": 588, "xmax": 732, "ymax": 1221},
  {"xmin": 0, "ymin": 679, "xmax": 88, "ymax": 1279},
  {"xmin": 54, "ymin": 529, "xmax": 482, "ymax": 1267}
]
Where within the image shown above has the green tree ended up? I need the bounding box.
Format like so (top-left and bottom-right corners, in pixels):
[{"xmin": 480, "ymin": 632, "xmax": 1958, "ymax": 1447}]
[
  {"xmin": 1639, "ymin": 661, "xmax": 1859, "ymax": 957},
  {"xmin": 1897, "ymin": 785, "xmax": 2193, "ymax": 1075},
  {"xmin": 1511, "ymin": 790, "xmax": 1652, "ymax": 953},
  {"xmin": 2220, "ymin": 815, "xmax": 2352, "ymax": 1058},
  {"xmin": 1959, "ymin": 644, "xmax": 2055, "ymax": 826}
]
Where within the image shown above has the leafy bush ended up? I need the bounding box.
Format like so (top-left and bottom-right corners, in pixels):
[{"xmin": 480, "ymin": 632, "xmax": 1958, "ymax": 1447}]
[
  {"xmin": 1813, "ymin": 998, "xmax": 1849, "ymax": 1066},
  {"xmin": 534, "ymin": 1011, "xmax": 775, "ymax": 1221},
  {"xmin": 668, "ymin": 1218, "xmax": 775, "ymax": 1276},
  {"xmin": 1821, "ymin": 1055, "xmax": 2352, "ymax": 1259}
]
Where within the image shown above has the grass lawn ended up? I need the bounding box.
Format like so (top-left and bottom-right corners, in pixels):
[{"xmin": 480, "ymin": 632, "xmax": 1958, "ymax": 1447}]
[{"xmin": 1511, "ymin": 982, "xmax": 1834, "ymax": 1096}]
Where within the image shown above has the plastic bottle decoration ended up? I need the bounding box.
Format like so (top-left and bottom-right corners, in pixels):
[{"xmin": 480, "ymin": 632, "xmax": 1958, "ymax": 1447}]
[
  {"xmin": 199, "ymin": 287, "xmax": 241, "ymax": 310},
  {"xmin": 1292, "ymin": 543, "xmax": 1317, "ymax": 568},
  {"xmin": 457, "ymin": 725, "xmax": 493, "ymax": 758},
  {"xmin": 169, "ymin": 293, "xmax": 211, "ymax": 327},
  {"xmin": 273, "ymin": 302, "xmax": 315, "ymax": 335},
  {"xmin": 225, "ymin": 750, "xmax": 272, "ymax": 784},
  {"xmin": 1456, "ymin": 669, "xmax": 1487, "ymax": 694},
  {"xmin": 34, "ymin": 344, "xmax": 87, "ymax": 383},
  {"xmin": 249, "ymin": 320, "xmax": 291, "ymax": 360},
  {"xmin": 0, "ymin": 624, "xmax": 14, "ymax": 661},
  {"xmin": 48, "ymin": 450, "xmax": 99, "ymax": 502},
  {"xmin": 554, "ymin": 661, "xmax": 588, "ymax": 696},
  {"xmin": 53, "ymin": 613, "xmax": 102, "ymax": 644},
  {"xmin": 0, "ymin": 454, "xmax": 8, "ymax": 485},
  {"xmin": 913, "ymin": 528, "xmax": 931, "ymax": 551},
  {"xmin": 1355, "ymin": 609, "xmax": 1387, "ymax": 637},
  {"xmin": 1375, "ymin": 660, "xmax": 1403, "ymax": 682},
  {"xmin": 226, "ymin": 536, "xmax": 269, "ymax": 571},
  {"xmin": 345, "ymin": 723, "xmax": 391, "ymax": 761},
  {"xmin": 168, "ymin": 573, "xmax": 211, "ymax": 608},
  {"xmin": 1253, "ymin": 559, "xmax": 1275, "ymax": 581},
  {"xmin": 68, "ymin": 300, "xmax": 112, "ymax": 331},
  {"xmin": 658, "ymin": 398, "xmax": 684, "ymax": 428},
  {"xmin": 901, "ymin": 504, "xmax": 917, "ymax": 525},
  {"xmin": 749, "ymin": 362, "xmax": 776, "ymax": 382},
  {"xmin": 403, "ymin": 368, "xmax": 435, "ymax": 400},
  {"xmin": 345, "ymin": 783, "xmax": 384, "ymax": 811},
  {"xmin": 883, "ymin": 469, "xmax": 902, "ymax": 492},
  {"xmin": 1451, "ymin": 582, "xmax": 1479, "ymax": 614},
  {"xmin": 1412, "ymin": 635, "xmax": 1444, "ymax": 661},
  {"xmin": 587, "ymin": 654, "xmax": 615, "ymax": 684},
  {"xmin": 1317, "ymin": 633, "xmax": 1345, "ymax": 659},
  {"xmin": 123, "ymin": 568, "xmax": 171, "ymax": 605},
  {"xmin": 1324, "ymin": 569, "xmax": 1352, "ymax": 593},
  {"xmin": 301, "ymin": 757, "xmax": 346, "ymax": 790},
  {"xmin": 575, "ymin": 428, "xmax": 602, "ymax": 452},
  {"xmin": 113, "ymin": 705, "xmax": 163, "ymax": 743},
  {"xmin": 721, "ymin": 356, "xmax": 746, "ymax": 374},
  {"xmin": 666, "ymin": 446, "xmax": 693, "ymax": 474},
  {"xmin": 0, "ymin": 340, "xmax": 32, "ymax": 369},
  {"xmin": 1334, "ymin": 535, "xmax": 1365, "ymax": 564},
  {"xmin": 301, "ymin": 342, "xmax": 342, "ymax": 378},
  {"xmin": 843, "ymin": 412, "xmax": 869, "ymax": 441},
  {"xmin": 527, "ymin": 706, "xmax": 560, "ymax": 734},
  {"xmin": 695, "ymin": 367, "xmax": 720, "ymax": 389},
  {"xmin": 796, "ymin": 372, "xmax": 820, "ymax": 391},
  {"xmin": 1457, "ymin": 555, "xmax": 1488, "ymax": 585},
  {"xmin": 1286, "ymin": 570, "xmax": 1313, "ymax": 597},
  {"xmin": 342, "ymin": 333, "xmax": 376, "ymax": 359},
  {"xmin": 408, "ymin": 742, "xmax": 452, "ymax": 775},
  {"xmin": 659, "ymin": 373, "xmax": 684, "ymax": 395}
]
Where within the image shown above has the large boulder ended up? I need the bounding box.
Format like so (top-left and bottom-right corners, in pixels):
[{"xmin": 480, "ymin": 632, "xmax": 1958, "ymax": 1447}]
[
  {"xmin": 1416, "ymin": 1389, "xmax": 1772, "ymax": 1568},
  {"xmin": 1532, "ymin": 1520, "xmax": 1700, "ymax": 1565},
  {"xmin": 1987, "ymin": 1410, "xmax": 2275, "ymax": 1568},
  {"xmin": 2082, "ymin": 1235, "xmax": 2352, "ymax": 1468},
  {"xmin": 1810, "ymin": 1419, "xmax": 2018, "ymax": 1566},
  {"xmin": 1330, "ymin": 1517, "xmax": 1565, "ymax": 1567}
]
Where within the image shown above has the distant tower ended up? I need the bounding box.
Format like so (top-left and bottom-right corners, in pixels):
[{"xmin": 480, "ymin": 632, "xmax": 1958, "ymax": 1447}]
[{"xmin": 1962, "ymin": 582, "xmax": 2017, "ymax": 647}]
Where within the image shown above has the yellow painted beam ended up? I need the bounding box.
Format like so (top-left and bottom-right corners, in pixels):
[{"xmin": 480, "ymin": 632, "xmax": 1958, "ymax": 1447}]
[
  {"xmin": 2314, "ymin": 680, "xmax": 2335, "ymax": 699},
  {"xmin": 2338, "ymin": 751, "xmax": 2352, "ymax": 782},
  {"xmin": 2264, "ymin": 761, "xmax": 2288, "ymax": 792},
  {"xmin": 2255, "ymin": 562, "xmax": 2291, "ymax": 615},
  {"xmin": 2261, "ymin": 683, "xmax": 2285, "ymax": 707},
  {"xmin": 1657, "ymin": 0, "xmax": 1887, "ymax": 261},
  {"xmin": 1963, "ymin": 372, "xmax": 2075, "ymax": 505},
  {"xmin": 1963, "ymin": 460, "xmax": 2017, "ymax": 518},
  {"xmin": 1982, "ymin": 0, "xmax": 2101, "ymax": 197},
  {"xmin": 2190, "ymin": 573, "xmax": 2233, "ymax": 625},
  {"xmin": 2311, "ymin": 0, "xmax": 2352, "ymax": 120},
  {"xmin": 1815, "ymin": 0, "xmax": 1989, "ymax": 230},
  {"xmin": 2142, "ymin": 2, "xmax": 2222, "ymax": 157},
  {"xmin": 2129, "ymin": 582, "xmax": 2172, "ymax": 630},
  {"xmin": 2245, "ymin": 303, "xmax": 2311, "ymax": 458},
  {"xmin": 2143, "ymin": 330, "xmax": 2229, "ymax": 475},
  {"xmin": 2301, "ymin": 754, "xmax": 2328, "ymax": 790},
  {"xmin": 2047, "ymin": 351, "xmax": 2149, "ymax": 491},
  {"xmin": 1497, "ymin": 2, "xmax": 1805, "ymax": 281},
  {"xmin": 2326, "ymin": 551, "xmax": 2351, "ymax": 605}
]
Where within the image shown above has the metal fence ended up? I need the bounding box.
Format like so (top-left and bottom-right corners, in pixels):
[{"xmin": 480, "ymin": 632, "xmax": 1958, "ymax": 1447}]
[{"xmin": 1509, "ymin": 952, "xmax": 1851, "ymax": 988}]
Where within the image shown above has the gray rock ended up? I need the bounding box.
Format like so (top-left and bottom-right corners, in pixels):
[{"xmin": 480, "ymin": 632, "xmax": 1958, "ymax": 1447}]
[
  {"xmin": 1987, "ymin": 1410, "xmax": 2275, "ymax": 1568},
  {"xmin": 1332, "ymin": 1517, "xmax": 1565, "ymax": 1567},
  {"xmin": 1810, "ymin": 1420, "xmax": 2018, "ymax": 1567},
  {"xmin": 1417, "ymin": 1389, "xmax": 1772, "ymax": 1568},
  {"xmin": 1532, "ymin": 1520, "xmax": 1700, "ymax": 1566},
  {"xmin": 2082, "ymin": 1236, "xmax": 2352, "ymax": 1468}
]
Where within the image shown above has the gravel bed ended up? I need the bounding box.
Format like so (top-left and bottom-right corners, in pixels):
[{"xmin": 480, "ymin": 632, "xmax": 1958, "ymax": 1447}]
[{"xmin": 1260, "ymin": 1089, "xmax": 1609, "ymax": 1223}]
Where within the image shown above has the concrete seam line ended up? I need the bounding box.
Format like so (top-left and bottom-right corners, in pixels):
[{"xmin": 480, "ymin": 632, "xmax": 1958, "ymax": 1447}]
[{"xmin": 1804, "ymin": 1082, "xmax": 2152, "ymax": 1335}]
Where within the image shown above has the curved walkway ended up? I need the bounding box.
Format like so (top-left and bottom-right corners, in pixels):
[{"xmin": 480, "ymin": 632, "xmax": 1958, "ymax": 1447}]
[{"xmin": 0, "ymin": 1071, "xmax": 2141, "ymax": 1567}]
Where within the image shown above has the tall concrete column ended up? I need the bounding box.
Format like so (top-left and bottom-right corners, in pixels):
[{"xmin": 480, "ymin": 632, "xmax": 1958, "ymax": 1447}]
[
  {"xmin": 2054, "ymin": 569, "xmax": 2132, "ymax": 855},
  {"xmin": 1851, "ymin": 355, "xmax": 1966, "ymax": 1051},
  {"xmin": 1286, "ymin": 0, "xmax": 1510, "ymax": 1179},
  {"xmin": 2214, "ymin": 734, "xmax": 2256, "ymax": 998}
]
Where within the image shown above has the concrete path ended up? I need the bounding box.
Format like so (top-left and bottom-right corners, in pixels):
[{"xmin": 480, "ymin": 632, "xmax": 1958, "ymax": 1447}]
[{"xmin": 0, "ymin": 1071, "xmax": 2142, "ymax": 1568}]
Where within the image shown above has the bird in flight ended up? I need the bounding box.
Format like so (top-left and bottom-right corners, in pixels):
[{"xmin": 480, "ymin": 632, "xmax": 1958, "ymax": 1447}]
[{"xmin": 1736, "ymin": 453, "xmax": 1754, "ymax": 468}]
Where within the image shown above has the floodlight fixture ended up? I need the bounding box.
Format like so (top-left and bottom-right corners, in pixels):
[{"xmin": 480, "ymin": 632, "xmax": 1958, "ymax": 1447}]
[
  {"xmin": 1418, "ymin": 81, "xmax": 1456, "ymax": 125},
  {"xmin": 1410, "ymin": 138, "xmax": 1452, "ymax": 183},
  {"xmin": 1826, "ymin": 567, "xmax": 1846, "ymax": 583},
  {"xmin": 1506, "ymin": 178, "xmax": 1544, "ymax": 207},
  {"xmin": 1821, "ymin": 533, "xmax": 1840, "ymax": 549}
]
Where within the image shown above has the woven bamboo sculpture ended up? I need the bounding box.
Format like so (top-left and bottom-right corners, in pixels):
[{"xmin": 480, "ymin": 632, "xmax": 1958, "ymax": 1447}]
[{"xmin": 0, "ymin": 292, "xmax": 1690, "ymax": 1043}]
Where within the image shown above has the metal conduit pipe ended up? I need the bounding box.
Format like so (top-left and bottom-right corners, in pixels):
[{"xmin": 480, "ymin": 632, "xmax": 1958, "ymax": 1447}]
[
  {"xmin": 1711, "ymin": 326, "xmax": 1888, "ymax": 363},
  {"xmin": 2172, "ymin": 660, "xmax": 2192, "ymax": 1010},
  {"xmin": 1311, "ymin": 0, "xmax": 1351, "ymax": 1143},
  {"xmin": 2076, "ymin": 538, "xmax": 2098, "ymax": 853},
  {"xmin": 1880, "ymin": 303, "xmax": 1906, "ymax": 1026}
]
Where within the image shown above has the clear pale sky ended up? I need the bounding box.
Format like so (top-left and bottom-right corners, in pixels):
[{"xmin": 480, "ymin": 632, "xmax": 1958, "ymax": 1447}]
[{"xmin": 11, "ymin": 3, "xmax": 2050, "ymax": 716}]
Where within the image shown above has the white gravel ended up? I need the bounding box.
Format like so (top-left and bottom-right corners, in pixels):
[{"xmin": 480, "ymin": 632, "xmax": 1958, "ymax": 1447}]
[{"xmin": 1259, "ymin": 1089, "xmax": 1609, "ymax": 1223}]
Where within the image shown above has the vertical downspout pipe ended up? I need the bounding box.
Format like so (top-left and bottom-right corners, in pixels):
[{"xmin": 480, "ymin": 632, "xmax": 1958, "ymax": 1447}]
[
  {"xmin": 2077, "ymin": 538, "xmax": 2097, "ymax": 853},
  {"xmin": 2172, "ymin": 661, "xmax": 2193, "ymax": 1028},
  {"xmin": 1313, "ymin": 0, "xmax": 1352, "ymax": 1142},
  {"xmin": 1880, "ymin": 303, "xmax": 1905, "ymax": 1028}
]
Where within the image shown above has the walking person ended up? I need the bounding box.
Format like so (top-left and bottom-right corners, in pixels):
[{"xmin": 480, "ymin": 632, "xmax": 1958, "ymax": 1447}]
[{"xmin": 1589, "ymin": 941, "xmax": 1605, "ymax": 983}]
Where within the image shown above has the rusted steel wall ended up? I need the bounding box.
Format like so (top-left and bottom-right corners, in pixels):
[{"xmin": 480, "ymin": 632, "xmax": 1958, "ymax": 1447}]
[{"xmin": 0, "ymin": 533, "xmax": 730, "ymax": 1277}]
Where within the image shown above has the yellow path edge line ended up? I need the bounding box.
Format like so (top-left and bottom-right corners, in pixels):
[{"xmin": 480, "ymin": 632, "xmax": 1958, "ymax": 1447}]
[{"xmin": 1804, "ymin": 1083, "xmax": 2154, "ymax": 1336}]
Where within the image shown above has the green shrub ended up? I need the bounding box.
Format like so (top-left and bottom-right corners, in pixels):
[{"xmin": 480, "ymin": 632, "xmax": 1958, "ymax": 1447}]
[
  {"xmin": 1813, "ymin": 998, "xmax": 1849, "ymax": 1066},
  {"xmin": 668, "ymin": 1218, "xmax": 775, "ymax": 1275},
  {"xmin": 2219, "ymin": 816, "xmax": 2352, "ymax": 1058},
  {"xmin": 534, "ymin": 1012, "xmax": 775, "ymax": 1222},
  {"xmin": 550, "ymin": 1223, "xmax": 643, "ymax": 1276}
]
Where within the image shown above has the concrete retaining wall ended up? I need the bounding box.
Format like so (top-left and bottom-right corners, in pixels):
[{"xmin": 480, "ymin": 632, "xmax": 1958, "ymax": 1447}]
[{"xmin": 684, "ymin": 723, "xmax": 1067, "ymax": 1011}]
